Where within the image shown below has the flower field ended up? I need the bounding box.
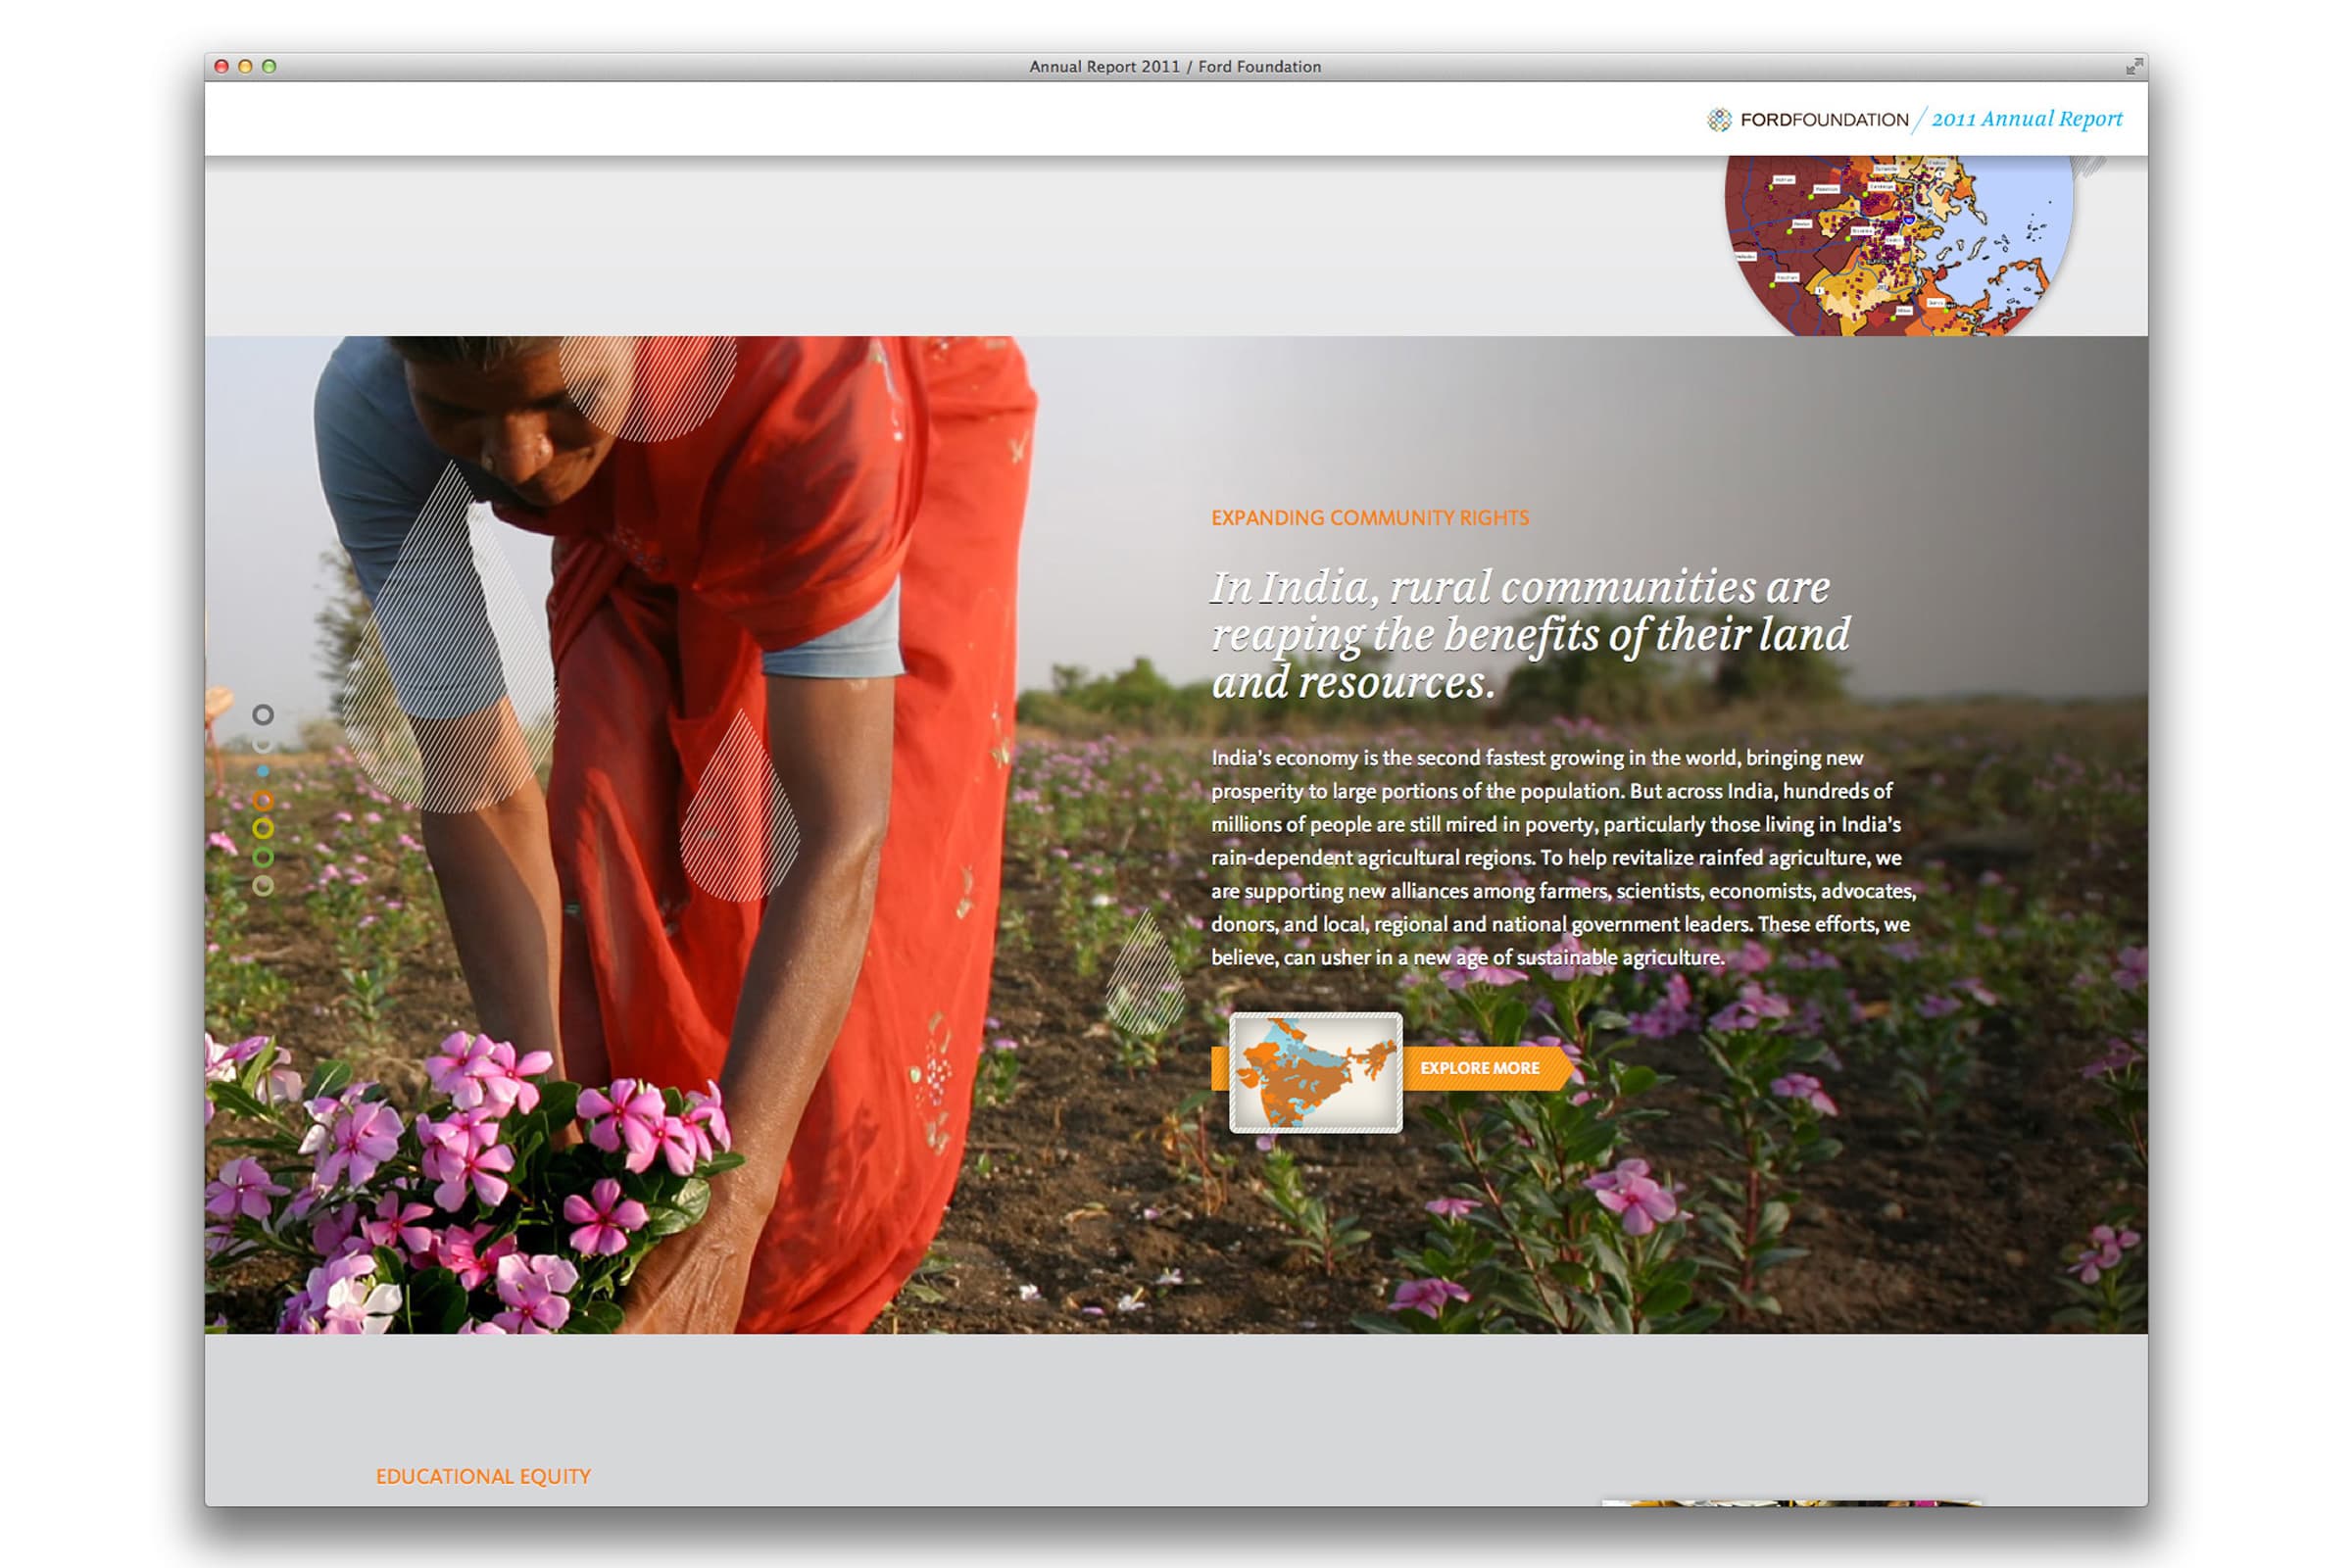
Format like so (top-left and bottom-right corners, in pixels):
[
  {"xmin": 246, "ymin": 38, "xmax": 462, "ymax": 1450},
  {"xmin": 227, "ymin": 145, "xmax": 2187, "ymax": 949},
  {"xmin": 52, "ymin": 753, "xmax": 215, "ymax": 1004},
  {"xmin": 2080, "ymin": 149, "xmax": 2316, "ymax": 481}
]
[{"xmin": 205, "ymin": 697, "xmax": 2147, "ymax": 1334}]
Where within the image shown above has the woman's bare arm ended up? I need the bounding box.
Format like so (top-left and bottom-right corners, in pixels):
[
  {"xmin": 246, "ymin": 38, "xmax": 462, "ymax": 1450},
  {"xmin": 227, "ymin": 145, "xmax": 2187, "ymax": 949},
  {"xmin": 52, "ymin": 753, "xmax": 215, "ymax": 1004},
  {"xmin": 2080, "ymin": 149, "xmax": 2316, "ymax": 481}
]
[
  {"xmin": 620, "ymin": 672, "xmax": 896, "ymax": 1333},
  {"xmin": 411, "ymin": 700, "xmax": 565, "ymax": 1072}
]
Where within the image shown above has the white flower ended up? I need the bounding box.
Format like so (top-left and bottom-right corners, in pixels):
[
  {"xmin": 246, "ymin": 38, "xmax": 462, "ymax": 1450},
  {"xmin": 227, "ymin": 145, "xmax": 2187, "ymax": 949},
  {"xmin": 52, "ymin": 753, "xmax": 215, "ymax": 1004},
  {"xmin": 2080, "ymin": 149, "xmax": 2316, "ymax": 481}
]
[
  {"xmin": 324, "ymin": 1276, "xmax": 405, "ymax": 1334},
  {"xmin": 1016, "ymin": 1284, "xmax": 1041, "ymax": 1302}
]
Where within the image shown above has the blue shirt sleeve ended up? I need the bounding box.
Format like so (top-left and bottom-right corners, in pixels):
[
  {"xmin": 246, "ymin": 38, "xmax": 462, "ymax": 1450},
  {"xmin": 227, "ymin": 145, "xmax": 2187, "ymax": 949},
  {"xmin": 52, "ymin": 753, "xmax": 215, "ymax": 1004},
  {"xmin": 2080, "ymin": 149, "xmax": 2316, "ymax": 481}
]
[
  {"xmin": 314, "ymin": 338, "xmax": 510, "ymax": 721},
  {"xmin": 760, "ymin": 578, "xmax": 906, "ymax": 679}
]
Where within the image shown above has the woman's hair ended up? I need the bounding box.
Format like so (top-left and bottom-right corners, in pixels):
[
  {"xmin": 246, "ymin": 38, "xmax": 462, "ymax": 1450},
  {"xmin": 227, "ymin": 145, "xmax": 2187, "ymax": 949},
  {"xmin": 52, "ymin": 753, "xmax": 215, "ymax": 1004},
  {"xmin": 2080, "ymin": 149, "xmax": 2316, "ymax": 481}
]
[{"xmin": 384, "ymin": 336, "xmax": 564, "ymax": 368}]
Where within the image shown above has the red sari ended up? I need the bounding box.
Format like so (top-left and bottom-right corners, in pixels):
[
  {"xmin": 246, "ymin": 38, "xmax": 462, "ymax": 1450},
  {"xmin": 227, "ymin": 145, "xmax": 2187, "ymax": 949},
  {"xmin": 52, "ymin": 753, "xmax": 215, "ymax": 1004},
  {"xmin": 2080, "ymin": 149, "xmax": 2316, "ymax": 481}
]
[{"xmin": 501, "ymin": 337, "xmax": 1034, "ymax": 1333}]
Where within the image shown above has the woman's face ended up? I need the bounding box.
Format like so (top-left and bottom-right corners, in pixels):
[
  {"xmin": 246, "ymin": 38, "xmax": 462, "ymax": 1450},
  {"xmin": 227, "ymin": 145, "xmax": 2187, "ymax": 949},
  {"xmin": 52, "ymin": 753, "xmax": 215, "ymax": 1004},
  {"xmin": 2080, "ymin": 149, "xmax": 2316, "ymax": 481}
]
[{"xmin": 404, "ymin": 338, "xmax": 635, "ymax": 509}]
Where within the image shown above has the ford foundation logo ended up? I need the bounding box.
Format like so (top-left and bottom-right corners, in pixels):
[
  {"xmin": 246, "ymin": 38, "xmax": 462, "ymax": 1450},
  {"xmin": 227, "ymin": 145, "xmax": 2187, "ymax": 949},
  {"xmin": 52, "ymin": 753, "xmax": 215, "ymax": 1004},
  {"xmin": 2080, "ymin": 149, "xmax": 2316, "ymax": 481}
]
[{"xmin": 1708, "ymin": 107, "xmax": 1732, "ymax": 132}]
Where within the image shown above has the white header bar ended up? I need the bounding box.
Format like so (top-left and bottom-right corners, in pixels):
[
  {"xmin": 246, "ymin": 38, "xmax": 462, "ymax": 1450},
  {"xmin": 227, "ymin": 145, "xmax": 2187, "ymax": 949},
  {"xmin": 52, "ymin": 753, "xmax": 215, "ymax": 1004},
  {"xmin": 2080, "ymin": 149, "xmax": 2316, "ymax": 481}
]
[{"xmin": 205, "ymin": 80, "xmax": 2147, "ymax": 158}]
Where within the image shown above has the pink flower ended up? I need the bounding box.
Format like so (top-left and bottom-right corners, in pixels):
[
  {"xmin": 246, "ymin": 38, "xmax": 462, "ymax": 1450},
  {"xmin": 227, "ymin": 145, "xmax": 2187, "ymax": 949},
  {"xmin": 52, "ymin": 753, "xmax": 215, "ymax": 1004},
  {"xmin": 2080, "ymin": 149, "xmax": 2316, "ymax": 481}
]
[
  {"xmin": 435, "ymin": 1224, "xmax": 518, "ymax": 1290},
  {"xmin": 203, "ymin": 1217, "xmax": 252, "ymax": 1263},
  {"xmin": 2070, "ymin": 1223, "xmax": 2142, "ymax": 1284},
  {"xmin": 279, "ymin": 1243, "xmax": 402, "ymax": 1335},
  {"xmin": 424, "ymin": 1032, "xmax": 553, "ymax": 1115},
  {"xmin": 578, "ymin": 1079, "xmax": 667, "ymax": 1173},
  {"xmin": 2112, "ymin": 947, "xmax": 2148, "ymax": 992},
  {"xmin": 2081, "ymin": 1038, "xmax": 2145, "ymax": 1079},
  {"xmin": 1726, "ymin": 940, "xmax": 1774, "ymax": 975},
  {"xmin": 1916, "ymin": 994, "xmax": 1962, "ymax": 1019},
  {"xmin": 204, "ymin": 1032, "xmax": 268, "ymax": 1083},
  {"xmin": 310, "ymin": 1099, "xmax": 403, "ymax": 1190},
  {"xmin": 1387, "ymin": 1278, "xmax": 1472, "ymax": 1318},
  {"xmin": 1770, "ymin": 1072, "xmax": 1839, "ymax": 1116},
  {"xmin": 1586, "ymin": 1157, "xmax": 1680, "ymax": 1236},
  {"xmin": 416, "ymin": 1104, "xmax": 504, "ymax": 1158},
  {"xmin": 1709, "ymin": 982, "xmax": 1792, "ymax": 1033},
  {"xmin": 1628, "ymin": 974, "xmax": 1695, "ymax": 1039},
  {"xmin": 458, "ymin": 1319, "xmax": 507, "ymax": 1335},
  {"xmin": 683, "ymin": 1081, "xmax": 732, "ymax": 1155},
  {"xmin": 423, "ymin": 1137, "xmax": 515, "ymax": 1212},
  {"xmin": 1528, "ymin": 1035, "xmax": 1585, "ymax": 1083},
  {"xmin": 1956, "ymin": 977, "xmax": 2001, "ymax": 1007},
  {"xmin": 207, "ymin": 831, "xmax": 238, "ymax": 855},
  {"xmin": 1424, "ymin": 1198, "xmax": 1482, "ymax": 1220},
  {"xmin": 361, "ymin": 1192, "xmax": 438, "ymax": 1259},
  {"xmin": 493, "ymin": 1253, "xmax": 581, "ymax": 1333},
  {"xmin": 652, "ymin": 1116, "xmax": 700, "ymax": 1177},
  {"xmin": 307, "ymin": 1200, "xmax": 360, "ymax": 1255},
  {"xmin": 204, "ymin": 1157, "xmax": 288, "ymax": 1222},
  {"xmin": 563, "ymin": 1178, "xmax": 650, "ymax": 1257}
]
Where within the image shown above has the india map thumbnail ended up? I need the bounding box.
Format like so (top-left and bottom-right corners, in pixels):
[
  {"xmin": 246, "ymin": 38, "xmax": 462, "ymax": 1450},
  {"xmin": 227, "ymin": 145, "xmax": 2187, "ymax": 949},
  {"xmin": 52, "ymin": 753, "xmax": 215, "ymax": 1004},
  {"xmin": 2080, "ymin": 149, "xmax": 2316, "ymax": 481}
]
[
  {"xmin": 1230, "ymin": 1013, "xmax": 1402, "ymax": 1135},
  {"xmin": 1724, "ymin": 155, "xmax": 2073, "ymax": 336}
]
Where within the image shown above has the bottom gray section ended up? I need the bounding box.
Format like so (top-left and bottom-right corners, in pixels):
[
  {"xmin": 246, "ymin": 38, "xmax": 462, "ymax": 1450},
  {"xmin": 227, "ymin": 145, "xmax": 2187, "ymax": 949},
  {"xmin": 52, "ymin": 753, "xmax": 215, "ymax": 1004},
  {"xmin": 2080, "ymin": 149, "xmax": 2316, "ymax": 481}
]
[{"xmin": 206, "ymin": 1334, "xmax": 2144, "ymax": 1506}]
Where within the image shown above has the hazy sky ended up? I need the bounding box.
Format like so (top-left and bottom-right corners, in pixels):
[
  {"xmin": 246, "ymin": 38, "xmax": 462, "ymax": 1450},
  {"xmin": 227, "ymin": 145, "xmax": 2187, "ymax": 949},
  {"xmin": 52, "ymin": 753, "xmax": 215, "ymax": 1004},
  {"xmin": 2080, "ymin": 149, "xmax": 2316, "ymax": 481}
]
[{"xmin": 204, "ymin": 336, "xmax": 2146, "ymax": 742}]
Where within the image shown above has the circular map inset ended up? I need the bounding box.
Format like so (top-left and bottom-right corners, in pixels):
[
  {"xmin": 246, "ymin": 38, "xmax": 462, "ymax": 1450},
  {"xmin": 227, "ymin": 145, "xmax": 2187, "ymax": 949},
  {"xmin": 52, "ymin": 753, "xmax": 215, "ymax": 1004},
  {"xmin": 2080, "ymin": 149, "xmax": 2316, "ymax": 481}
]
[{"xmin": 1725, "ymin": 156, "xmax": 2073, "ymax": 336}]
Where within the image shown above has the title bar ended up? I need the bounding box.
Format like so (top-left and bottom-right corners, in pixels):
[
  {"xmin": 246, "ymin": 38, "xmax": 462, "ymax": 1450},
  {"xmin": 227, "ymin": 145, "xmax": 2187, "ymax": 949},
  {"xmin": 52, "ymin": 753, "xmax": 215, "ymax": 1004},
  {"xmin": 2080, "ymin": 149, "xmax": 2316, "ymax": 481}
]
[
  {"xmin": 204, "ymin": 80, "xmax": 2148, "ymax": 158},
  {"xmin": 202, "ymin": 51, "xmax": 2152, "ymax": 84}
]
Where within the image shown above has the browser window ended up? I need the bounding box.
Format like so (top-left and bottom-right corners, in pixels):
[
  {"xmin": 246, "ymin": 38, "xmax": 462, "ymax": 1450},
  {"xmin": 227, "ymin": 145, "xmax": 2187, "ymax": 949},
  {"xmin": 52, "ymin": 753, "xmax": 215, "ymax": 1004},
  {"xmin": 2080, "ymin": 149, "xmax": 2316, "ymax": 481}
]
[{"xmin": 202, "ymin": 50, "xmax": 2148, "ymax": 1507}]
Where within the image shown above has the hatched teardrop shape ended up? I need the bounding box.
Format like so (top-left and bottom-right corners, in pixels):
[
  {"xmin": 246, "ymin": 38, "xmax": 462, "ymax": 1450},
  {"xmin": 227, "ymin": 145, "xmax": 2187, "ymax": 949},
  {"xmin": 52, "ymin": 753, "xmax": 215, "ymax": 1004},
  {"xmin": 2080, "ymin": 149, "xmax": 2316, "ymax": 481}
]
[
  {"xmin": 337, "ymin": 463, "xmax": 555, "ymax": 810},
  {"xmin": 679, "ymin": 710, "xmax": 799, "ymax": 903},
  {"xmin": 1105, "ymin": 910, "xmax": 1185, "ymax": 1039}
]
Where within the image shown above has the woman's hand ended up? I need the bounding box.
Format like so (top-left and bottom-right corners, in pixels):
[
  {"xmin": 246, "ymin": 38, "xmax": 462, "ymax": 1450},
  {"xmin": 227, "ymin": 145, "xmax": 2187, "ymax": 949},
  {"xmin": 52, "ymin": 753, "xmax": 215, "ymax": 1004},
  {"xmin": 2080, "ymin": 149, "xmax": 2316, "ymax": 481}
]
[{"xmin": 619, "ymin": 1180, "xmax": 772, "ymax": 1334}]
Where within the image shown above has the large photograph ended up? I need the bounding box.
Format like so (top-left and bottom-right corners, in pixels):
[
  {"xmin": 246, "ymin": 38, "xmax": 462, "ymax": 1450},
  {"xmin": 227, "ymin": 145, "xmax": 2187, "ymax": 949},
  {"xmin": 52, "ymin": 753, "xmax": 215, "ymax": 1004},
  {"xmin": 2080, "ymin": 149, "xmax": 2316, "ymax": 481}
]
[{"xmin": 204, "ymin": 335, "xmax": 2147, "ymax": 1336}]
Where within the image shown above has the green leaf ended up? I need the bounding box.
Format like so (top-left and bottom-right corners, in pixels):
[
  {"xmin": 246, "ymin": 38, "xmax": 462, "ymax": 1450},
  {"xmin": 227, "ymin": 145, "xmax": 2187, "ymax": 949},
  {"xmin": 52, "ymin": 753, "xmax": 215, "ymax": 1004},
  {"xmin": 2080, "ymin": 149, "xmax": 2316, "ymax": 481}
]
[
  {"xmin": 206, "ymin": 1081, "xmax": 273, "ymax": 1125},
  {"xmin": 699, "ymin": 1151, "xmax": 747, "ymax": 1176},
  {"xmin": 1574, "ymin": 1296, "xmax": 1634, "ymax": 1334},
  {"xmin": 1614, "ymin": 1065, "xmax": 1659, "ymax": 1098},
  {"xmin": 1552, "ymin": 1117, "xmax": 1620, "ymax": 1169},
  {"xmin": 238, "ymin": 1044, "xmax": 279, "ymax": 1099},
  {"xmin": 535, "ymin": 1079, "xmax": 581, "ymax": 1128},
  {"xmin": 642, "ymin": 1178, "xmax": 711, "ymax": 1239},
  {"xmin": 1655, "ymin": 1304, "xmax": 1725, "ymax": 1334},
  {"xmin": 305, "ymin": 1059, "xmax": 354, "ymax": 1102},
  {"xmin": 572, "ymin": 1298, "xmax": 625, "ymax": 1335},
  {"xmin": 405, "ymin": 1267, "xmax": 470, "ymax": 1334},
  {"xmin": 1588, "ymin": 1233, "xmax": 1634, "ymax": 1298}
]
